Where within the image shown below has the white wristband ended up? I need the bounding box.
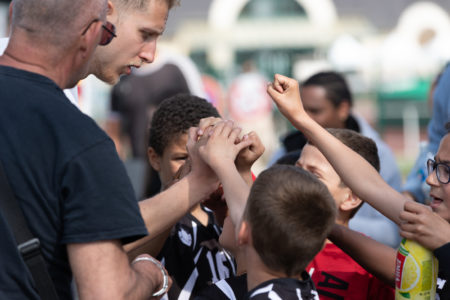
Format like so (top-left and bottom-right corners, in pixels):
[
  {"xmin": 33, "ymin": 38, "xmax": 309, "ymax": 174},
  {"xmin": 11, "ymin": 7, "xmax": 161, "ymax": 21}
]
[{"xmin": 132, "ymin": 256, "xmax": 169, "ymax": 297}]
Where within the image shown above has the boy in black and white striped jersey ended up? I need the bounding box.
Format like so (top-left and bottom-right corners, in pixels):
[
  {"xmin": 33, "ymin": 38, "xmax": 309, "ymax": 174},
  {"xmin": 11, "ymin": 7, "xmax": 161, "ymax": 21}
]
[{"xmin": 194, "ymin": 121, "xmax": 336, "ymax": 299}]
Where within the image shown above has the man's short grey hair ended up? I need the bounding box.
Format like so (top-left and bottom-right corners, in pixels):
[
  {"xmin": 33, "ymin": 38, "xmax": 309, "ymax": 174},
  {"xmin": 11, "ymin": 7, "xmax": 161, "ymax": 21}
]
[
  {"xmin": 11, "ymin": 0, "xmax": 108, "ymax": 49},
  {"xmin": 113, "ymin": 0, "xmax": 179, "ymax": 11}
]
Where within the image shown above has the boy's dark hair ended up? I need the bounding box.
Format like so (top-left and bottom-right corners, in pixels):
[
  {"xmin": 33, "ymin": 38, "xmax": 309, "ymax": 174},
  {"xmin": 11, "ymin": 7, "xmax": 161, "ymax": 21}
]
[
  {"xmin": 244, "ymin": 165, "xmax": 336, "ymax": 277},
  {"xmin": 310, "ymin": 128, "xmax": 380, "ymax": 218},
  {"xmin": 301, "ymin": 71, "xmax": 353, "ymax": 107},
  {"xmin": 148, "ymin": 94, "xmax": 220, "ymax": 155},
  {"xmin": 275, "ymin": 150, "xmax": 301, "ymax": 166}
]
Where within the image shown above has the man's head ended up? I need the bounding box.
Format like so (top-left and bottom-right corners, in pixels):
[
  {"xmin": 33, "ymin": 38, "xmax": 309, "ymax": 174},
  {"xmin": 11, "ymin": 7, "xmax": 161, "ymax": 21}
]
[
  {"xmin": 427, "ymin": 122, "xmax": 450, "ymax": 222},
  {"xmin": 238, "ymin": 165, "xmax": 336, "ymax": 277},
  {"xmin": 301, "ymin": 71, "xmax": 352, "ymax": 129},
  {"xmin": 148, "ymin": 94, "xmax": 220, "ymax": 188},
  {"xmin": 296, "ymin": 128, "xmax": 380, "ymax": 224},
  {"xmin": 89, "ymin": 0, "xmax": 177, "ymax": 84},
  {"xmin": 8, "ymin": 0, "xmax": 108, "ymax": 87}
]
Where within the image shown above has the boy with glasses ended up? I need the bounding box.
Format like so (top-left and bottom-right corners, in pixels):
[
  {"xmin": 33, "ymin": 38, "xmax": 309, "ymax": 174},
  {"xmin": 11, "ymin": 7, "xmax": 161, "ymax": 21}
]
[{"xmin": 268, "ymin": 73, "xmax": 450, "ymax": 299}]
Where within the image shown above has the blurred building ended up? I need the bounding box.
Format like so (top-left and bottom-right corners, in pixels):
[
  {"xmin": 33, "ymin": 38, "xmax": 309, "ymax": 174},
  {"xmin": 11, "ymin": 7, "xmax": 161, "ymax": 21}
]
[{"xmin": 161, "ymin": 0, "xmax": 450, "ymax": 153}]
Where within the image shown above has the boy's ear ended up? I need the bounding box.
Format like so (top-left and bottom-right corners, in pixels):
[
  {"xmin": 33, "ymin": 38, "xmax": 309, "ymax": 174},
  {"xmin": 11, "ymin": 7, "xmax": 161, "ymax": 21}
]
[
  {"xmin": 237, "ymin": 220, "xmax": 251, "ymax": 246},
  {"xmin": 339, "ymin": 189, "xmax": 362, "ymax": 212},
  {"xmin": 147, "ymin": 147, "xmax": 161, "ymax": 172}
]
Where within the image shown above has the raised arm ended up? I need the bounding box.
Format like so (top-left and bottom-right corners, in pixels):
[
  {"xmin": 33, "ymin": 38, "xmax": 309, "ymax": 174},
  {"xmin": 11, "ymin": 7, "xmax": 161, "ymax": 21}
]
[
  {"xmin": 267, "ymin": 74, "xmax": 407, "ymax": 225},
  {"xmin": 329, "ymin": 224, "xmax": 396, "ymax": 286},
  {"xmin": 198, "ymin": 121, "xmax": 253, "ymax": 227}
]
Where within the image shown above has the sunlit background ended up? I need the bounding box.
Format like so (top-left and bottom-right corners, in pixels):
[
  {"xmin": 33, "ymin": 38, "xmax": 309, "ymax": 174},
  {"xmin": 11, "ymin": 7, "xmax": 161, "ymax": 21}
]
[{"xmin": 1, "ymin": 0, "xmax": 449, "ymax": 176}]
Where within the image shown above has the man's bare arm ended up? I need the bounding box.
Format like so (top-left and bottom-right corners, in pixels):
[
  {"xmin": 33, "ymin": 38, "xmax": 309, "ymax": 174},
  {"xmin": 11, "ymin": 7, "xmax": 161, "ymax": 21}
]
[{"xmin": 68, "ymin": 240, "xmax": 167, "ymax": 300}]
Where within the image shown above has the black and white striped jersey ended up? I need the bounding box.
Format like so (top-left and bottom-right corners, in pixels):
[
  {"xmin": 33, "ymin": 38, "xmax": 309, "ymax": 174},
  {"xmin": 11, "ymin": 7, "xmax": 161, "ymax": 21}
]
[
  {"xmin": 158, "ymin": 206, "xmax": 236, "ymax": 300},
  {"xmin": 195, "ymin": 274, "xmax": 247, "ymax": 300},
  {"xmin": 246, "ymin": 273, "xmax": 319, "ymax": 300}
]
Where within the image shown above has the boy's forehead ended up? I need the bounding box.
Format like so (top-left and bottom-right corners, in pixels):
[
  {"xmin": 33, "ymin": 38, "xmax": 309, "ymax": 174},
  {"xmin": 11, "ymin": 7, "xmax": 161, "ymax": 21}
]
[{"xmin": 163, "ymin": 132, "xmax": 188, "ymax": 150}]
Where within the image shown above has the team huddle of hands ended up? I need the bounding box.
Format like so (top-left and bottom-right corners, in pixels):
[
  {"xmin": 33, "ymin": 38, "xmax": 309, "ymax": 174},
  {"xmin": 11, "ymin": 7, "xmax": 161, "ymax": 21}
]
[{"xmin": 144, "ymin": 74, "xmax": 450, "ymax": 298}]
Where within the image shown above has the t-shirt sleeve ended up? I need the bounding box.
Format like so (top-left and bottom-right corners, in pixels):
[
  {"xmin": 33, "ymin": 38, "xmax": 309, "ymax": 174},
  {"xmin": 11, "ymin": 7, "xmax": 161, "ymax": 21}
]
[
  {"xmin": 59, "ymin": 139, "xmax": 147, "ymax": 244},
  {"xmin": 435, "ymin": 242, "xmax": 450, "ymax": 279}
]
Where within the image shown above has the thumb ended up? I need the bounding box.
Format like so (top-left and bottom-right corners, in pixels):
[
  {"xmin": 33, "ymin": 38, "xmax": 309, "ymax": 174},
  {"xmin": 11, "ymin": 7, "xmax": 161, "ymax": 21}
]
[
  {"xmin": 267, "ymin": 84, "xmax": 282, "ymax": 103},
  {"xmin": 236, "ymin": 138, "xmax": 254, "ymax": 153}
]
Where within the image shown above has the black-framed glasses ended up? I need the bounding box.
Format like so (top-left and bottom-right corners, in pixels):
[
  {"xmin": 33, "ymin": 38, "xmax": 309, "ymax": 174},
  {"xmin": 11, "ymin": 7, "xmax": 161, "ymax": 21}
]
[
  {"xmin": 81, "ymin": 19, "xmax": 117, "ymax": 46},
  {"xmin": 427, "ymin": 159, "xmax": 450, "ymax": 184}
]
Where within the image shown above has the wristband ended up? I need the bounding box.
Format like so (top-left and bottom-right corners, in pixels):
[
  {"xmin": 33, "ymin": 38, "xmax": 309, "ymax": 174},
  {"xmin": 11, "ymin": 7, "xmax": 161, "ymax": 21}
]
[{"xmin": 132, "ymin": 256, "xmax": 169, "ymax": 297}]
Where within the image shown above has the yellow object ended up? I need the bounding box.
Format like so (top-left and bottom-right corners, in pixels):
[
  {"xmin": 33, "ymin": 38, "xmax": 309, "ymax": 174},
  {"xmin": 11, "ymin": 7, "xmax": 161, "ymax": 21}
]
[{"xmin": 395, "ymin": 238, "xmax": 439, "ymax": 299}]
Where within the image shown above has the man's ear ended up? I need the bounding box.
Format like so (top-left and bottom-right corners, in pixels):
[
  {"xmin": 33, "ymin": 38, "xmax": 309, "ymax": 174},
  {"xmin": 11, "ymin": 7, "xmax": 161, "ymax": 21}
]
[
  {"xmin": 78, "ymin": 20, "xmax": 102, "ymax": 59},
  {"xmin": 339, "ymin": 189, "xmax": 362, "ymax": 212},
  {"xmin": 336, "ymin": 101, "xmax": 351, "ymax": 123},
  {"xmin": 147, "ymin": 147, "xmax": 161, "ymax": 172},
  {"xmin": 237, "ymin": 220, "xmax": 251, "ymax": 246}
]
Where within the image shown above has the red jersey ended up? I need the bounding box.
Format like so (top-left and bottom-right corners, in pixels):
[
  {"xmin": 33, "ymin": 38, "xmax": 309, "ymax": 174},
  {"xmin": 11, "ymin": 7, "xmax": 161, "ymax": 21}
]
[{"xmin": 306, "ymin": 243, "xmax": 394, "ymax": 300}]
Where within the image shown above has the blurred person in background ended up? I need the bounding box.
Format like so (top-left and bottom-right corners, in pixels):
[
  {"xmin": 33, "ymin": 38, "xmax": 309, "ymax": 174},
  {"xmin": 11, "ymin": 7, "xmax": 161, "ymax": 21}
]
[
  {"xmin": 271, "ymin": 71, "xmax": 402, "ymax": 248},
  {"xmin": 227, "ymin": 61, "xmax": 279, "ymax": 174},
  {"xmin": 402, "ymin": 63, "xmax": 450, "ymax": 204}
]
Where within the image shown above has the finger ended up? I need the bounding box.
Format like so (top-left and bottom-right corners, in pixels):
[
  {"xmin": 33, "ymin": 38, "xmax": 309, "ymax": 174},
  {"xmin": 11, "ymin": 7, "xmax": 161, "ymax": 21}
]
[
  {"xmin": 399, "ymin": 230, "xmax": 415, "ymax": 240},
  {"xmin": 399, "ymin": 210, "xmax": 420, "ymax": 223},
  {"xmin": 235, "ymin": 138, "xmax": 254, "ymax": 153},
  {"xmin": 267, "ymin": 84, "xmax": 282, "ymax": 103},
  {"xmin": 209, "ymin": 121, "xmax": 227, "ymax": 138},
  {"xmin": 272, "ymin": 80, "xmax": 284, "ymax": 94},
  {"xmin": 274, "ymin": 73, "xmax": 292, "ymax": 92},
  {"xmin": 399, "ymin": 222, "xmax": 418, "ymax": 233},
  {"xmin": 404, "ymin": 201, "xmax": 429, "ymax": 214},
  {"xmin": 218, "ymin": 120, "xmax": 235, "ymax": 138},
  {"xmin": 198, "ymin": 117, "xmax": 222, "ymax": 135},
  {"xmin": 228, "ymin": 126, "xmax": 242, "ymax": 144}
]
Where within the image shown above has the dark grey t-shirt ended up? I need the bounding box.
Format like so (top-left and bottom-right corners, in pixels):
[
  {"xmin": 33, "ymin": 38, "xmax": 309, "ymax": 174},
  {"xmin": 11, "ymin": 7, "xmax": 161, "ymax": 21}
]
[{"xmin": 0, "ymin": 66, "xmax": 147, "ymax": 299}]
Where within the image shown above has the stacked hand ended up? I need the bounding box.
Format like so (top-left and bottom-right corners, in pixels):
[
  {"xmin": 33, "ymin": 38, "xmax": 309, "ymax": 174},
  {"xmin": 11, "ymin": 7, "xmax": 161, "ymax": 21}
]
[{"xmin": 235, "ymin": 131, "xmax": 265, "ymax": 173}]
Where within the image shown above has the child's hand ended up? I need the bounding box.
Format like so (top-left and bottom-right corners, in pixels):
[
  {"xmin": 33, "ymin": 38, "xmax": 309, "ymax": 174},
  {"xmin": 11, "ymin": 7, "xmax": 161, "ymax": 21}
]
[
  {"xmin": 197, "ymin": 116, "xmax": 223, "ymax": 137},
  {"xmin": 267, "ymin": 74, "xmax": 308, "ymax": 125},
  {"xmin": 235, "ymin": 131, "xmax": 265, "ymax": 173},
  {"xmin": 186, "ymin": 127, "xmax": 219, "ymax": 191},
  {"xmin": 399, "ymin": 201, "xmax": 450, "ymax": 250},
  {"xmin": 198, "ymin": 120, "xmax": 252, "ymax": 170}
]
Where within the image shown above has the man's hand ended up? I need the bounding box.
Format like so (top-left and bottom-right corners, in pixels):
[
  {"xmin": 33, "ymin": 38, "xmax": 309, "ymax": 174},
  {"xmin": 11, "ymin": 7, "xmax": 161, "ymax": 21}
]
[
  {"xmin": 267, "ymin": 74, "xmax": 308, "ymax": 125},
  {"xmin": 399, "ymin": 201, "xmax": 450, "ymax": 251},
  {"xmin": 235, "ymin": 131, "xmax": 265, "ymax": 173}
]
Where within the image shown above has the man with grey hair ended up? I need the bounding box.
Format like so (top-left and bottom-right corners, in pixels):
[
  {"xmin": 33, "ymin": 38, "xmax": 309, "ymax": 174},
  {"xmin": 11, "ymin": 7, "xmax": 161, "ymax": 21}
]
[{"xmin": 0, "ymin": 0, "xmax": 169, "ymax": 299}]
